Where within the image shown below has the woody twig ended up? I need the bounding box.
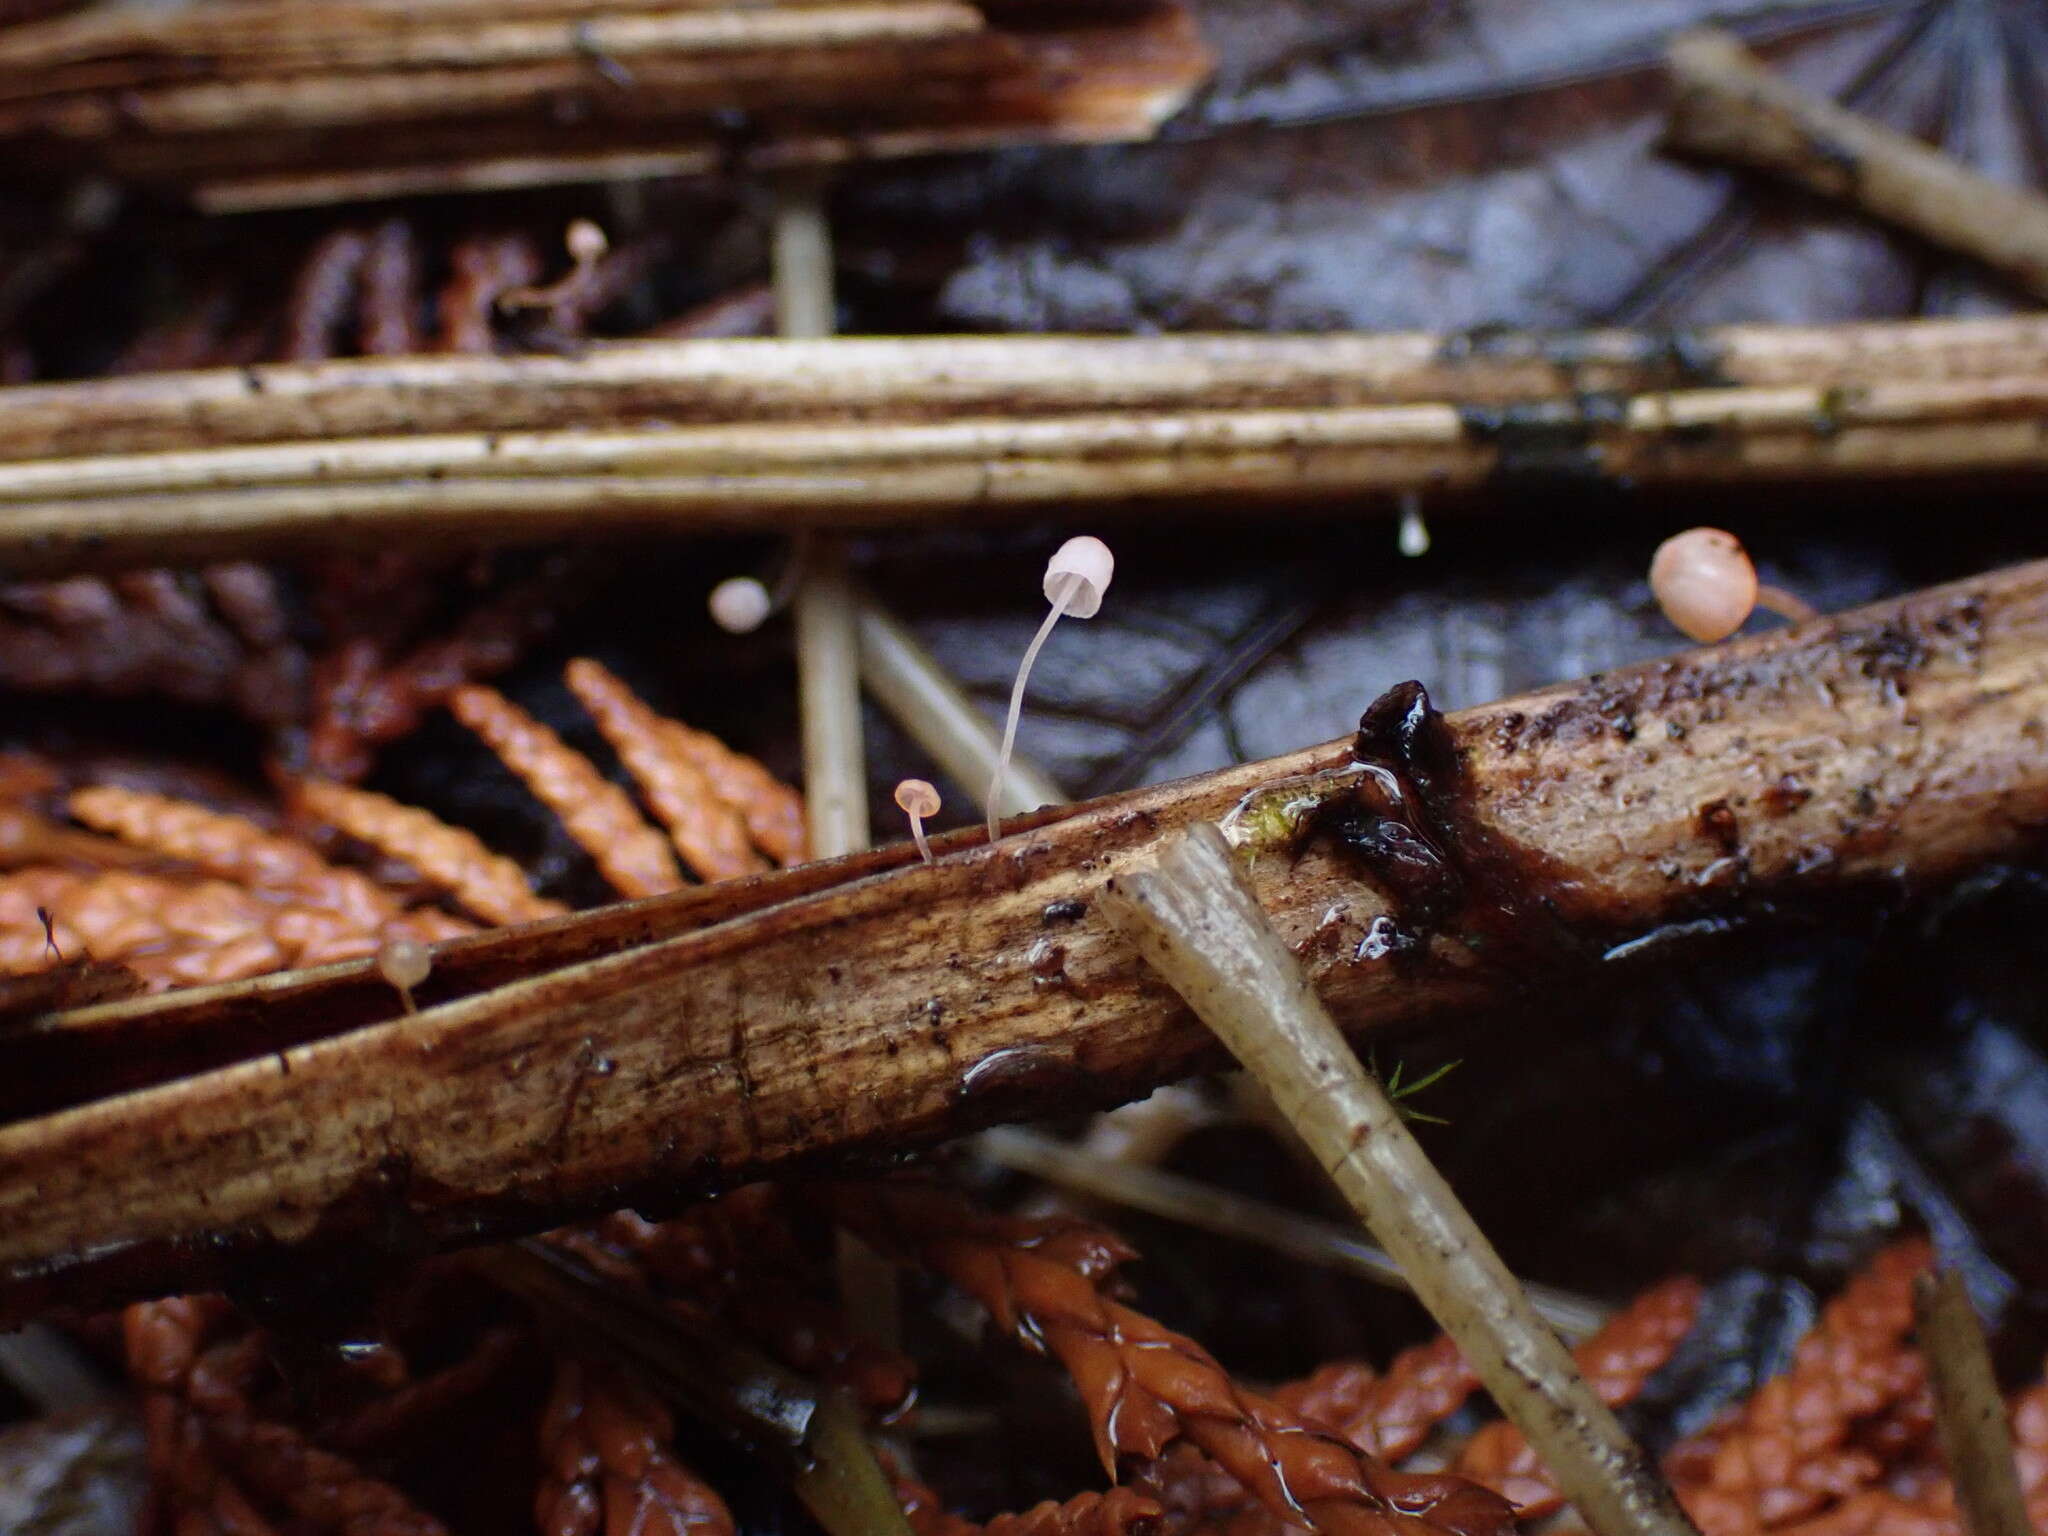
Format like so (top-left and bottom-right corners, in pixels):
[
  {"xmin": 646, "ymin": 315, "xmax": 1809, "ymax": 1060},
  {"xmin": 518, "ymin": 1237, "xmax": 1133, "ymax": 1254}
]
[{"xmin": 1664, "ymin": 29, "xmax": 2048, "ymax": 300}]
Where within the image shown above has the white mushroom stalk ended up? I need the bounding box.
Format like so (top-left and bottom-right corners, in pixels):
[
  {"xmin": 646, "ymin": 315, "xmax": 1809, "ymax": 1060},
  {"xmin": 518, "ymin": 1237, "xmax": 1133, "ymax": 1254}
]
[{"xmin": 988, "ymin": 535, "xmax": 1113, "ymax": 842}]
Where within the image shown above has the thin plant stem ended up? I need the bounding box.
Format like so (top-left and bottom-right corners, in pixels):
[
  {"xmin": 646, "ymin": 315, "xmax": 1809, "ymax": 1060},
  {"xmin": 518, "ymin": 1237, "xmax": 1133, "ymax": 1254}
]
[
  {"xmin": 773, "ymin": 173, "xmax": 894, "ymax": 1352},
  {"xmin": 977, "ymin": 1125, "xmax": 1609, "ymax": 1340},
  {"xmin": 0, "ymin": 1322, "xmax": 110, "ymax": 1415},
  {"xmin": 987, "ymin": 580, "xmax": 1074, "ymax": 842},
  {"xmin": 1914, "ymin": 1268, "xmax": 2030, "ymax": 1536},
  {"xmin": 1099, "ymin": 822, "xmax": 1701, "ymax": 1536},
  {"xmin": 853, "ymin": 579, "xmax": 1064, "ymax": 817}
]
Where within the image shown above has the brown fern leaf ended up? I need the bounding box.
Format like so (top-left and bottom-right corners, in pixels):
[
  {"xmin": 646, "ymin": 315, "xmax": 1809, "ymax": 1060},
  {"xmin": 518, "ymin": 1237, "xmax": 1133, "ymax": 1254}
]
[
  {"xmin": 1453, "ymin": 1276, "xmax": 1704, "ymax": 1517},
  {"xmin": 437, "ymin": 233, "xmax": 544, "ymax": 355},
  {"xmin": 893, "ymin": 1457, "xmax": 1165, "ymax": 1536},
  {"xmin": 654, "ymin": 714, "xmax": 809, "ymax": 866},
  {"xmin": 564, "ymin": 659, "xmax": 769, "ymax": 883},
  {"xmin": 69, "ymin": 783, "xmax": 405, "ymax": 929},
  {"xmin": 536, "ymin": 1356, "xmax": 736, "ymax": 1536},
  {"xmin": 837, "ymin": 1184, "xmax": 1516, "ymax": 1536},
  {"xmin": 562, "ymin": 1194, "xmax": 918, "ymax": 1418},
  {"xmin": 319, "ymin": 1323, "xmax": 527, "ymax": 1456},
  {"xmin": 1668, "ymin": 1241, "xmax": 1934, "ymax": 1536},
  {"xmin": 450, "ymin": 685, "xmax": 684, "ymax": 899},
  {"xmin": 125, "ymin": 1297, "xmax": 449, "ymax": 1536},
  {"xmin": 0, "ymin": 866, "xmax": 387, "ymax": 986},
  {"xmin": 297, "ymin": 778, "xmax": 566, "ymax": 927},
  {"xmin": 1277, "ymin": 1336, "xmax": 1480, "ymax": 1464}
]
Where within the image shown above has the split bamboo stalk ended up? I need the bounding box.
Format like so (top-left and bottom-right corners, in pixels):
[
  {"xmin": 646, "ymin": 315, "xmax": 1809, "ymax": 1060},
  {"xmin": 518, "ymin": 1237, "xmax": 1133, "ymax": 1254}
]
[
  {"xmin": 1665, "ymin": 29, "xmax": 2048, "ymax": 300},
  {"xmin": 0, "ymin": 321, "xmax": 2046, "ymax": 571},
  {"xmin": 1099, "ymin": 822, "xmax": 1699, "ymax": 1536},
  {"xmin": 2, "ymin": 559, "xmax": 2046, "ymax": 1322}
]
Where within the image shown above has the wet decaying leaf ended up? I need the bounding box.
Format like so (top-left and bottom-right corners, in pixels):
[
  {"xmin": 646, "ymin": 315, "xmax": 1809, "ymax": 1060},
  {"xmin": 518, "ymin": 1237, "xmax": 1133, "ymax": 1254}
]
[{"xmin": 2, "ymin": 0, "xmax": 2048, "ymax": 1533}]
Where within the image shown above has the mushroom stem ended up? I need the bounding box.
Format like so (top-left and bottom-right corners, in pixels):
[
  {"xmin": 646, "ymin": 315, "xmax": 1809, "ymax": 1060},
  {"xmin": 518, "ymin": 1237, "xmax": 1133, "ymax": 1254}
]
[
  {"xmin": 987, "ymin": 578, "xmax": 1079, "ymax": 843},
  {"xmin": 1100, "ymin": 823, "xmax": 1702, "ymax": 1536},
  {"xmin": 854, "ymin": 581, "xmax": 1065, "ymax": 817},
  {"xmin": 1756, "ymin": 582, "xmax": 1818, "ymax": 626}
]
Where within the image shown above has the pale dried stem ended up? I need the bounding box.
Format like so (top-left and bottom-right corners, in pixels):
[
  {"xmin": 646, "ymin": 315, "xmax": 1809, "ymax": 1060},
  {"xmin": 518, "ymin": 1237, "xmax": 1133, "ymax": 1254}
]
[
  {"xmin": 976, "ymin": 1126, "xmax": 1609, "ymax": 1339},
  {"xmin": 1913, "ymin": 1268, "xmax": 2030, "ymax": 1536},
  {"xmin": 1665, "ymin": 29, "xmax": 2048, "ymax": 299},
  {"xmin": 0, "ymin": 1322, "xmax": 111, "ymax": 1415},
  {"xmin": 775, "ymin": 175, "xmax": 894, "ymax": 1349},
  {"xmin": 3, "ymin": 562, "xmax": 2047, "ymax": 1321},
  {"xmin": 1097, "ymin": 823, "xmax": 1699, "ymax": 1536}
]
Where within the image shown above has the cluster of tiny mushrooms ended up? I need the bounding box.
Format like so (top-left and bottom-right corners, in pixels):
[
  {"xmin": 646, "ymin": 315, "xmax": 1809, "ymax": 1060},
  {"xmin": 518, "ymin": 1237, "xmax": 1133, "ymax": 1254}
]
[{"xmin": 364, "ymin": 523, "xmax": 1792, "ymax": 1000}]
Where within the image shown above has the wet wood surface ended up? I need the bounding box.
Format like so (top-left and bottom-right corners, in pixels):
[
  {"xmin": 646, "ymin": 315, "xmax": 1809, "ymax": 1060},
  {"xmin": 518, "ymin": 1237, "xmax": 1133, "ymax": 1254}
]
[{"xmin": 1, "ymin": 557, "xmax": 2042, "ymax": 1323}]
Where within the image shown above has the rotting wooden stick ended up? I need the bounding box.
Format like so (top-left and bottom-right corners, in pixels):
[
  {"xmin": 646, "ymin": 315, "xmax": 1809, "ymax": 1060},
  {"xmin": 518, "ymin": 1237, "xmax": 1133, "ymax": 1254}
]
[
  {"xmin": 1913, "ymin": 1268, "xmax": 2030, "ymax": 1536},
  {"xmin": 3, "ymin": 561, "xmax": 2048, "ymax": 1323},
  {"xmin": 0, "ymin": 1, "xmax": 1210, "ymax": 208},
  {"xmin": 1665, "ymin": 29, "xmax": 2048, "ymax": 300},
  {"xmin": 1098, "ymin": 821, "xmax": 1699, "ymax": 1536}
]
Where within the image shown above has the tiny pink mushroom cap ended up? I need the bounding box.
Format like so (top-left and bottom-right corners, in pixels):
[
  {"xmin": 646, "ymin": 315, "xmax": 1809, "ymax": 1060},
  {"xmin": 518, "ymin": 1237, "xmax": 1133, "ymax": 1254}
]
[
  {"xmin": 893, "ymin": 779, "xmax": 941, "ymax": 819},
  {"xmin": 1044, "ymin": 536, "xmax": 1114, "ymax": 618},
  {"xmin": 708, "ymin": 575, "xmax": 772, "ymax": 634},
  {"xmin": 566, "ymin": 218, "xmax": 608, "ymax": 266},
  {"xmin": 1651, "ymin": 527, "xmax": 1759, "ymax": 643},
  {"xmin": 377, "ymin": 935, "xmax": 432, "ymax": 992}
]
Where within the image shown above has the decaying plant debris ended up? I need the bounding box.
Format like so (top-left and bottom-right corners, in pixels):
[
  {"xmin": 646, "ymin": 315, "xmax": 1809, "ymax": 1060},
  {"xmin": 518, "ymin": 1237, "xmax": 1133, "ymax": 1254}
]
[
  {"xmin": 5, "ymin": 5, "xmax": 2048, "ymax": 1536},
  {"xmin": 2, "ymin": 556, "xmax": 2043, "ymax": 1321},
  {"xmin": 0, "ymin": 0, "xmax": 1212, "ymax": 210}
]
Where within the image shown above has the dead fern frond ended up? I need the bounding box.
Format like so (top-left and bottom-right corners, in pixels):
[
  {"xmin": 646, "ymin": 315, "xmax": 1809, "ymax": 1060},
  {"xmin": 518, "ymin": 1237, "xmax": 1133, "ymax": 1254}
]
[
  {"xmin": 1668, "ymin": 1241, "xmax": 1933, "ymax": 1536},
  {"xmin": 450, "ymin": 684, "xmax": 684, "ymax": 899},
  {"xmin": 836, "ymin": 1183, "xmax": 1516, "ymax": 1536},
  {"xmin": 536, "ymin": 1356, "xmax": 736, "ymax": 1536},
  {"xmin": 564, "ymin": 658, "xmax": 770, "ymax": 883},
  {"xmin": 69, "ymin": 783, "xmax": 404, "ymax": 928},
  {"xmin": 296, "ymin": 778, "xmax": 566, "ymax": 927}
]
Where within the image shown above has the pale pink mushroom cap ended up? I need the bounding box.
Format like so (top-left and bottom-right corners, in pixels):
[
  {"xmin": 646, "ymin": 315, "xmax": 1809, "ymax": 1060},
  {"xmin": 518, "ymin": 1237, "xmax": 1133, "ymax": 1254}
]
[{"xmin": 1651, "ymin": 527, "xmax": 1759, "ymax": 643}]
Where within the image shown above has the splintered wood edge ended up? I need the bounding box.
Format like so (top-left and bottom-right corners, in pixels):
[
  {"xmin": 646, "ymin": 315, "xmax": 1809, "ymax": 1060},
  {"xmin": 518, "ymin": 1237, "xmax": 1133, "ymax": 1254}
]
[{"xmin": 1, "ymin": 559, "xmax": 2046, "ymax": 1320}]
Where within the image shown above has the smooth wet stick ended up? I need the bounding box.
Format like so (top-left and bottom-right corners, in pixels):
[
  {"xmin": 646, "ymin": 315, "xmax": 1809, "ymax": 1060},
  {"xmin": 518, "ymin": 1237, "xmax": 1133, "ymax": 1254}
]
[
  {"xmin": 1101, "ymin": 823, "xmax": 1702, "ymax": 1536},
  {"xmin": 1914, "ymin": 1269, "xmax": 2030, "ymax": 1536},
  {"xmin": 1665, "ymin": 29, "xmax": 2048, "ymax": 300}
]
